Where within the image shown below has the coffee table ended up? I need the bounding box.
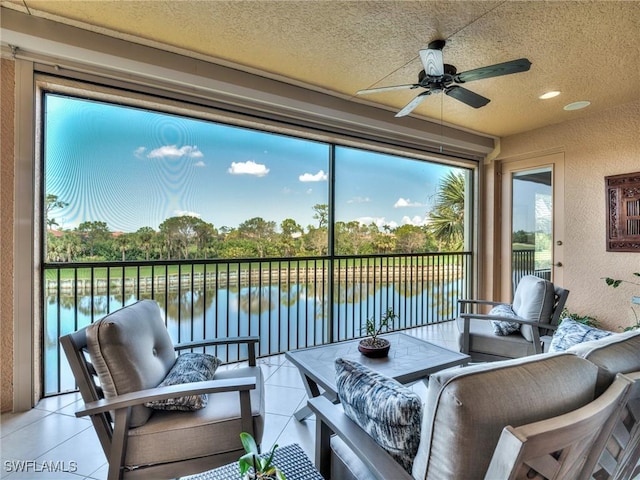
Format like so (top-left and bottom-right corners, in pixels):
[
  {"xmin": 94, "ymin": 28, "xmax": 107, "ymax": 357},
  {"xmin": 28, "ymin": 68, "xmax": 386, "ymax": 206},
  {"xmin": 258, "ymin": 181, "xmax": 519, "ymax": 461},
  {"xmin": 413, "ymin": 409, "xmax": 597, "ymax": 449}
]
[{"xmin": 286, "ymin": 332, "xmax": 470, "ymax": 421}]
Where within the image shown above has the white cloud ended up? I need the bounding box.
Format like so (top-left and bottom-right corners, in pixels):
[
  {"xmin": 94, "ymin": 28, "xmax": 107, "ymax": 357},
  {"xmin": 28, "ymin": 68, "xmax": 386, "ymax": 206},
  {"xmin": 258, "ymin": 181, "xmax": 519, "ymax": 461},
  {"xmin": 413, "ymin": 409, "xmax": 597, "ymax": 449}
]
[
  {"xmin": 228, "ymin": 160, "xmax": 270, "ymax": 177},
  {"xmin": 147, "ymin": 145, "xmax": 204, "ymax": 159},
  {"xmin": 306, "ymin": 188, "xmax": 313, "ymax": 194},
  {"xmin": 394, "ymin": 197, "xmax": 425, "ymax": 208},
  {"xmin": 299, "ymin": 170, "xmax": 327, "ymax": 182},
  {"xmin": 194, "ymin": 160, "xmax": 206, "ymax": 167},
  {"xmin": 355, "ymin": 216, "xmax": 397, "ymax": 230},
  {"xmin": 402, "ymin": 215, "xmax": 428, "ymax": 226},
  {"xmin": 173, "ymin": 210, "xmax": 201, "ymax": 218},
  {"xmin": 347, "ymin": 196, "xmax": 371, "ymax": 204},
  {"xmin": 134, "ymin": 146, "xmax": 147, "ymax": 158}
]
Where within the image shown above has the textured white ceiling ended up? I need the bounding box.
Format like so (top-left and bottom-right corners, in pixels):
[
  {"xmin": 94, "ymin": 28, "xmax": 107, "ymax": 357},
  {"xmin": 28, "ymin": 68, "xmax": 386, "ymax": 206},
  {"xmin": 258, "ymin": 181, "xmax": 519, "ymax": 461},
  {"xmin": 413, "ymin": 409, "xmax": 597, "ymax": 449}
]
[{"xmin": 3, "ymin": 0, "xmax": 639, "ymax": 137}]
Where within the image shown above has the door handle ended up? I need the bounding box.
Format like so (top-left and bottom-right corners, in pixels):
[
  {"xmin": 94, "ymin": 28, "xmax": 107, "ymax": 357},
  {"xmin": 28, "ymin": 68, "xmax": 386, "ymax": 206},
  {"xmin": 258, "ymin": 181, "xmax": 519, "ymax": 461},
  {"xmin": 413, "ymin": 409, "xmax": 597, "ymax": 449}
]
[{"xmin": 554, "ymin": 262, "xmax": 563, "ymax": 267}]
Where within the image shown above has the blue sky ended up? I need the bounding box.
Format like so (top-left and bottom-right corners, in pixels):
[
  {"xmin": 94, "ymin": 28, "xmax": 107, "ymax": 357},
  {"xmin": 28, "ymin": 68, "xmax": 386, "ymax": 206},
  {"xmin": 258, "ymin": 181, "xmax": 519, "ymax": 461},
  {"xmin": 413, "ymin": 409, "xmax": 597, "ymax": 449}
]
[{"xmin": 45, "ymin": 94, "xmax": 464, "ymax": 233}]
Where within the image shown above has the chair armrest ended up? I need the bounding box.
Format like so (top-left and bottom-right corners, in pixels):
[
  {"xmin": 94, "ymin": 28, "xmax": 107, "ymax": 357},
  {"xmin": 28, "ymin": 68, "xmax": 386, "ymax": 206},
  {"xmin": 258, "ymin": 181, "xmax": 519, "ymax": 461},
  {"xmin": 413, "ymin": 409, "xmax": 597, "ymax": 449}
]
[
  {"xmin": 174, "ymin": 336, "xmax": 260, "ymax": 350},
  {"xmin": 460, "ymin": 312, "xmax": 558, "ymax": 330},
  {"xmin": 76, "ymin": 377, "xmax": 256, "ymax": 417},
  {"xmin": 308, "ymin": 396, "xmax": 413, "ymax": 480},
  {"xmin": 175, "ymin": 336, "xmax": 260, "ymax": 364},
  {"xmin": 458, "ymin": 299, "xmax": 505, "ymax": 307}
]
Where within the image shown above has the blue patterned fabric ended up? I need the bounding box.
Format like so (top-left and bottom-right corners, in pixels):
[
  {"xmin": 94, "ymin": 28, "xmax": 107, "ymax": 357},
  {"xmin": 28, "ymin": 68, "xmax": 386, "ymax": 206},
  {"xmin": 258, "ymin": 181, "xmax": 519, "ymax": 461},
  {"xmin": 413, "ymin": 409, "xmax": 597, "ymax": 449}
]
[
  {"xmin": 335, "ymin": 358, "xmax": 422, "ymax": 473},
  {"xmin": 549, "ymin": 318, "xmax": 614, "ymax": 353},
  {"xmin": 145, "ymin": 353, "xmax": 221, "ymax": 411},
  {"xmin": 490, "ymin": 304, "xmax": 521, "ymax": 336}
]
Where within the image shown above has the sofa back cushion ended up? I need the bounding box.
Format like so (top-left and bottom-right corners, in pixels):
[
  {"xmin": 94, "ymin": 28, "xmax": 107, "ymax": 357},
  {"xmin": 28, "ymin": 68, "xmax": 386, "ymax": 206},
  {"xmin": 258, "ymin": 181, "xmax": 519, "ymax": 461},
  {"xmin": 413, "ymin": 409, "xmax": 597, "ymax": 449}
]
[
  {"xmin": 568, "ymin": 330, "xmax": 640, "ymax": 396},
  {"xmin": 512, "ymin": 275, "xmax": 555, "ymax": 341},
  {"xmin": 412, "ymin": 353, "xmax": 598, "ymax": 480},
  {"xmin": 86, "ymin": 300, "xmax": 176, "ymax": 427}
]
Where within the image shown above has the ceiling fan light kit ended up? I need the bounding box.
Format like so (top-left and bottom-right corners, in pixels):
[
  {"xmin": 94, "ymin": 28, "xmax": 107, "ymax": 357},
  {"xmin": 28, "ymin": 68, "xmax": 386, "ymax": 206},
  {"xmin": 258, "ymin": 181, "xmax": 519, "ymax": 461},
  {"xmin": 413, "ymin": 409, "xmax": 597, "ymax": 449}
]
[{"xmin": 357, "ymin": 39, "xmax": 532, "ymax": 117}]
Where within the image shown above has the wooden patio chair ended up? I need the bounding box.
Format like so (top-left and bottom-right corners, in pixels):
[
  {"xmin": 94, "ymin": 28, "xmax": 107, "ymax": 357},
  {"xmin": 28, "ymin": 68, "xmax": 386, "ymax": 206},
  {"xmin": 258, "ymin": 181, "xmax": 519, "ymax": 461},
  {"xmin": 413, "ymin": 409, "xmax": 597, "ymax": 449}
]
[
  {"xmin": 484, "ymin": 373, "xmax": 632, "ymax": 480},
  {"xmin": 60, "ymin": 299, "xmax": 265, "ymax": 480},
  {"xmin": 457, "ymin": 275, "xmax": 569, "ymax": 361}
]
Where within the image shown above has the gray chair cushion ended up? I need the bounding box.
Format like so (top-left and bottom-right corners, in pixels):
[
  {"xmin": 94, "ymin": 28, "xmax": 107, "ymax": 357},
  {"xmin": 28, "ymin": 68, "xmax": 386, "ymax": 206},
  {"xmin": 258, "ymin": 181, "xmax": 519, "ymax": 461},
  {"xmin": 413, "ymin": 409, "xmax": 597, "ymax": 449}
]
[
  {"xmin": 87, "ymin": 300, "xmax": 176, "ymax": 427},
  {"xmin": 335, "ymin": 358, "xmax": 422, "ymax": 474},
  {"xmin": 145, "ymin": 353, "xmax": 221, "ymax": 411},
  {"xmin": 456, "ymin": 316, "xmax": 537, "ymax": 359},
  {"xmin": 513, "ymin": 275, "xmax": 555, "ymax": 341},
  {"xmin": 329, "ymin": 436, "xmax": 377, "ymax": 480},
  {"xmin": 568, "ymin": 330, "xmax": 640, "ymax": 396},
  {"xmin": 412, "ymin": 353, "xmax": 598, "ymax": 480},
  {"xmin": 126, "ymin": 365, "xmax": 265, "ymax": 469},
  {"xmin": 549, "ymin": 318, "xmax": 614, "ymax": 353}
]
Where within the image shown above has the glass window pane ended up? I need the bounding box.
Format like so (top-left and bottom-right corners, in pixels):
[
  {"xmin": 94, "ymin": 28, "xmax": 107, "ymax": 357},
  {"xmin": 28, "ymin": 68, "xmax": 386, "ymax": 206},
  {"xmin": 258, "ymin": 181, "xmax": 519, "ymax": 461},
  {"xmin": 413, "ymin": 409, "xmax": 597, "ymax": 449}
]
[
  {"xmin": 334, "ymin": 146, "xmax": 470, "ymax": 254},
  {"xmin": 44, "ymin": 93, "xmax": 329, "ymax": 260},
  {"xmin": 511, "ymin": 168, "xmax": 553, "ymax": 284}
]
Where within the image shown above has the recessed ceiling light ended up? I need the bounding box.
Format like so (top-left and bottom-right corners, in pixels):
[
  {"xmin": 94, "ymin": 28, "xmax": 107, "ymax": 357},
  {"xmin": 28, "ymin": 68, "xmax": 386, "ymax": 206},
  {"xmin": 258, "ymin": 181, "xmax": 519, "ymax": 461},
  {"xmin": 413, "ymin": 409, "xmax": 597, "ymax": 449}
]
[
  {"xmin": 564, "ymin": 101, "xmax": 591, "ymax": 111},
  {"xmin": 539, "ymin": 91, "xmax": 560, "ymax": 99}
]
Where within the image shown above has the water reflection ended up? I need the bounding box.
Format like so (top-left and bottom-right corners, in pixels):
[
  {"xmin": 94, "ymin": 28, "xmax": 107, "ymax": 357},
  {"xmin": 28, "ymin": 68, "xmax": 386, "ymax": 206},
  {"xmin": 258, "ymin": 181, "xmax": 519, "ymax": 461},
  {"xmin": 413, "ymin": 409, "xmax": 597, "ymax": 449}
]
[{"xmin": 45, "ymin": 279, "xmax": 464, "ymax": 395}]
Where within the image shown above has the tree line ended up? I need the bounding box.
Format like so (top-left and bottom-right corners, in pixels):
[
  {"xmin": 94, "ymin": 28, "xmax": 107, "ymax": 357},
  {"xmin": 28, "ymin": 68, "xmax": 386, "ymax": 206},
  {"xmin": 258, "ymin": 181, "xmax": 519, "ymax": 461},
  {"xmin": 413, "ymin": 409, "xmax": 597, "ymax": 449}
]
[{"xmin": 46, "ymin": 172, "xmax": 465, "ymax": 262}]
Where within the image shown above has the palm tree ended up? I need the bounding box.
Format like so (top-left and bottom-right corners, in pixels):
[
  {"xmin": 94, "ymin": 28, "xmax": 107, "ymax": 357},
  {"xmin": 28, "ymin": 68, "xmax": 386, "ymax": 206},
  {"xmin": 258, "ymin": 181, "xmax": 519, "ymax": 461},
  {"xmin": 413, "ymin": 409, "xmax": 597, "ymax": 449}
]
[{"xmin": 428, "ymin": 171, "xmax": 465, "ymax": 251}]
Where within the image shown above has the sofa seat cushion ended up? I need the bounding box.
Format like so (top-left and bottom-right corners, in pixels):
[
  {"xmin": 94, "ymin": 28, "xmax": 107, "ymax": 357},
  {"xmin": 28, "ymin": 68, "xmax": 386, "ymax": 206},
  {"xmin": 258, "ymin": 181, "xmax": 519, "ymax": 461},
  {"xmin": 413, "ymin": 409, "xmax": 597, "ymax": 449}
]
[
  {"xmin": 412, "ymin": 353, "xmax": 598, "ymax": 480},
  {"xmin": 145, "ymin": 353, "xmax": 221, "ymax": 411},
  {"xmin": 329, "ymin": 436, "xmax": 377, "ymax": 480},
  {"xmin": 125, "ymin": 366, "xmax": 265, "ymax": 469},
  {"xmin": 549, "ymin": 318, "xmax": 614, "ymax": 353},
  {"xmin": 87, "ymin": 300, "xmax": 176, "ymax": 427},
  {"xmin": 456, "ymin": 317, "xmax": 537, "ymax": 359},
  {"xmin": 568, "ymin": 330, "xmax": 640, "ymax": 396},
  {"xmin": 335, "ymin": 358, "xmax": 422, "ymax": 474},
  {"xmin": 512, "ymin": 276, "xmax": 555, "ymax": 341}
]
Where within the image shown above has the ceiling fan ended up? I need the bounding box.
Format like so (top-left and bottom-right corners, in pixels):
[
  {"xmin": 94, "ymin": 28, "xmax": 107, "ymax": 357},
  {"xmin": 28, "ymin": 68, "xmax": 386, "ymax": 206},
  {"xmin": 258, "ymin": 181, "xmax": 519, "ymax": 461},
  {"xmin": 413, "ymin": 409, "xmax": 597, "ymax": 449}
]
[{"xmin": 357, "ymin": 39, "xmax": 532, "ymax": 117}]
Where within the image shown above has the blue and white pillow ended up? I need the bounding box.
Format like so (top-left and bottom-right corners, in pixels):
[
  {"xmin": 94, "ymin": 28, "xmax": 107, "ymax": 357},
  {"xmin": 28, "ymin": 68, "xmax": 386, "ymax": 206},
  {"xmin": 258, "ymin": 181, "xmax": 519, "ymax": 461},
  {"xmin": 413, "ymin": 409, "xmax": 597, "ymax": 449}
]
[
  {"xmin": 490, "ymin": 304, "xmax": 521, "ymax": 336},
  {"xmin": 145, "ymin": 352, "xmax": 221, "ymax": 411},
  {"xmin": 549, "ymin": 318, "xmax": 614, "ymax": 353},
  {"xmin": 335, "ymin": 358, "xmax": 422, "ymax": 473}
]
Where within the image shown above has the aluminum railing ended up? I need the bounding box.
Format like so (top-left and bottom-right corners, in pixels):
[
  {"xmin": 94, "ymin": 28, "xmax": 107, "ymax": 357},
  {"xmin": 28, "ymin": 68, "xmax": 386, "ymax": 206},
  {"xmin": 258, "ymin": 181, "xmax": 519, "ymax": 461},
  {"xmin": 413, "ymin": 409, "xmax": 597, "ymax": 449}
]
[{"xmin": 43, "ymin": 252, "xmax": 472, "ymax": 395}]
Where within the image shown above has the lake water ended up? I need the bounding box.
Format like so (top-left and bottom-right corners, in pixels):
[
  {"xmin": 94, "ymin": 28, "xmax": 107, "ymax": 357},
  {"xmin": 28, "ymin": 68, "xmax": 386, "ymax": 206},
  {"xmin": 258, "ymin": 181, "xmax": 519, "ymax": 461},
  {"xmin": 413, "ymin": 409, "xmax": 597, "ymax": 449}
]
[{"xmin": 44, "ymin": 279, "xmax": 465, "ymax": 394}]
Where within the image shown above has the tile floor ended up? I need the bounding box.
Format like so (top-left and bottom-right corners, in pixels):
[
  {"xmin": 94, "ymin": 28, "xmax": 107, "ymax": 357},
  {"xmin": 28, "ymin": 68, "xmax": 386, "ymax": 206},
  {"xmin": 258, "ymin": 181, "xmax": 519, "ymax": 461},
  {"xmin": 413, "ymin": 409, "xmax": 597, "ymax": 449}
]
[{"xmin": 0, "ymin": 322, "xmax": 459, "ymax": 479}]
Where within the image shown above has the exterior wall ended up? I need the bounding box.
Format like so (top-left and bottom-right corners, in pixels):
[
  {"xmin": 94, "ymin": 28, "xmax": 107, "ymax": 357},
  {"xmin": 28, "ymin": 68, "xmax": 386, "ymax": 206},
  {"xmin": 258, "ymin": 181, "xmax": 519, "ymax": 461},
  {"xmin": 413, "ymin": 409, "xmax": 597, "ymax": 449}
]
[
  {"xmin": 496, "ymin": 100, "xmax": 640, "ymax": 331},
  {"xmin": 1, "ymin": 57, "xmax": 15, "ymax": 412}
]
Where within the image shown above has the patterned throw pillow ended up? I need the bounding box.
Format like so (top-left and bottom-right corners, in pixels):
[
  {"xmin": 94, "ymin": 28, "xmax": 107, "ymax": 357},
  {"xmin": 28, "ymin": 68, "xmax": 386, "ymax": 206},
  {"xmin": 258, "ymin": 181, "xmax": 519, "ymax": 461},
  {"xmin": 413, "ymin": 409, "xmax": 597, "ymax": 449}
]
[
  {"xmin": 145, "ymin": 353, "xmax": 221, "ymax": 411},
  {"xmin": 549, "ymin": 318, "xmax": 614, "ymax": 353},
  {"xmin": 490, "ymin": 304, "xmax": 521, "ymax": 336},
  {"xmin": 335, "ymin": 358, "xmax": 422, "ymax": 473}
]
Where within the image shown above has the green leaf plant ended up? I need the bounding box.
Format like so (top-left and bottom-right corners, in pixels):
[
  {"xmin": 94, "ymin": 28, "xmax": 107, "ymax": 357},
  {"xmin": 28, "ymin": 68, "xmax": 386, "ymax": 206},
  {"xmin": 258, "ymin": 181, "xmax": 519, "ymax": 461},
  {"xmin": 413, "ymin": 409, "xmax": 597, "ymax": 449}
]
[
  {"xmin": 361, "ymin": 308, "xmax": 399, "ymax": 347},
  {"xmin": 603, "ymin": 273, "xmax": 640, "ymax": 331},
  {"xmin": 239, "ymin": 432, "xmax": 286, "ymax": 480}
]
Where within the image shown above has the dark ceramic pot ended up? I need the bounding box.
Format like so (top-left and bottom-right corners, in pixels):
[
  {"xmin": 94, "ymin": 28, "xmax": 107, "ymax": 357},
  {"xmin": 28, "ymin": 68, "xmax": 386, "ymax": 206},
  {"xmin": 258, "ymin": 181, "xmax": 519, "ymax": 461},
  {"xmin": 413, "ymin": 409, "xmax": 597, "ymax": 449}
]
[{"xmin": 358, "ymin": 338, "xmax": 390, "ymax": 358}]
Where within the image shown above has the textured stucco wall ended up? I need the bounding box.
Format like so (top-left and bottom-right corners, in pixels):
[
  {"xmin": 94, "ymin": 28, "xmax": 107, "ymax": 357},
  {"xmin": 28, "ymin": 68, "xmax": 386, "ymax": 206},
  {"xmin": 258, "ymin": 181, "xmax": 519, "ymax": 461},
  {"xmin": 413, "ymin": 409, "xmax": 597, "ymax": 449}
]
[
  {"xmin": 1, "ymin": 58, "xmax": 15, "ymax": 412},
  {"xmin": 498, "ymin": 100, "xmax": 640, "ymax": 331}
]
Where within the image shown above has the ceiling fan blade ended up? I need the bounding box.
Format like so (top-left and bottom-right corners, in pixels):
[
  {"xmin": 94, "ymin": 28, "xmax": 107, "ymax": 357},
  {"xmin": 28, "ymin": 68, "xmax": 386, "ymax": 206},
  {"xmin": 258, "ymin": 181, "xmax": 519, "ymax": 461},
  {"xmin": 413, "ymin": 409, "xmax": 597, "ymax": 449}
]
[
  {"xmin": 419, "ymin": 48, "xmax": 444, "ymax": 77},
  {"xmin": 356, "ymin": 84, "xmax": 419, "ymax": 95},
  {"xmin": 445, "ymin": 86, "xmax": 490, "ymax": 108},
  {"xmin": 456, "ymin": 58, "xmax": 532, "ymax": 83},
  {"xmin": 395, "ymin": 91, "xmax": 431, "ymax": 117}
]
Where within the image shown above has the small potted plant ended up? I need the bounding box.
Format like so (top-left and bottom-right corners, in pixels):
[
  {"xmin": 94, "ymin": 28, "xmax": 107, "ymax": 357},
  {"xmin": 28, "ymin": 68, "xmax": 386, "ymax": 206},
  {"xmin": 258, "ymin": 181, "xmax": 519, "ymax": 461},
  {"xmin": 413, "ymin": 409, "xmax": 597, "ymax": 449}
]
[
  {"xmin": 239, "ymin": 432, "xmax": 286, "ymax": 480},
  {"xmin": 358, "ymin": 308, "xmax": 398, "ymax": 358}
]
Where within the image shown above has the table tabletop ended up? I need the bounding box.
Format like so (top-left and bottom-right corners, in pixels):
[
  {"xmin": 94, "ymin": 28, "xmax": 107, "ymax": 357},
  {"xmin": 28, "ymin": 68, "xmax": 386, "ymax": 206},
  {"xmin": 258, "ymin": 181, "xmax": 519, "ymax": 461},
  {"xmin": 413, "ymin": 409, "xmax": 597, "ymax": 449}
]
[{"xmin": 286, "ymin": 332, "xmax": 470, "ymax": 395}]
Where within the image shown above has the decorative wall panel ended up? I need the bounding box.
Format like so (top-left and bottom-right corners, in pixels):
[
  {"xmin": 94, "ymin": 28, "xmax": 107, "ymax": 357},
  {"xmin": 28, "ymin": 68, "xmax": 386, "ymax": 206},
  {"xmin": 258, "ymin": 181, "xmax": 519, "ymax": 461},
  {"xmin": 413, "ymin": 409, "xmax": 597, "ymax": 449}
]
[{"xmin": 606, "ymin": 172, "xmax": 640, "ymax": 252}]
